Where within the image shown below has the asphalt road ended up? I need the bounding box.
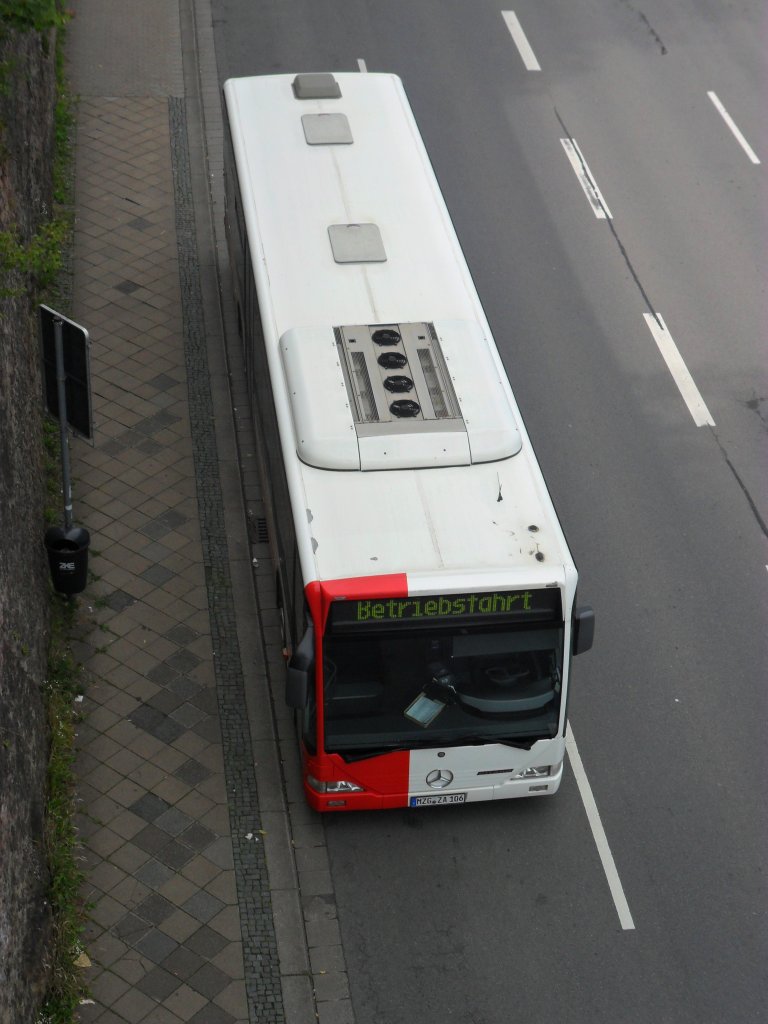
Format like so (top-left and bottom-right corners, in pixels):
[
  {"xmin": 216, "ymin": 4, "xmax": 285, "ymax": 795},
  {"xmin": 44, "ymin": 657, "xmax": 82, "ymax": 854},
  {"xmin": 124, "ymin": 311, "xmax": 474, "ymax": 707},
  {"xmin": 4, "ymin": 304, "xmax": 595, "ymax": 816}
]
[{"xmin": 211, "ymin": 2, "xmax": 768, "ymax": 1021}]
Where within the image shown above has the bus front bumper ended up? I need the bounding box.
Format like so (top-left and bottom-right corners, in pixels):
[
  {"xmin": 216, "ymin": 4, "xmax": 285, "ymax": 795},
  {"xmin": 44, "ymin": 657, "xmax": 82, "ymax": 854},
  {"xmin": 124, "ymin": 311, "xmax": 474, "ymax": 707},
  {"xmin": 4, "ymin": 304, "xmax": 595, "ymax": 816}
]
[{"xmin": 304, "ymin": 761, "xmax": 564, "ymax": 812}]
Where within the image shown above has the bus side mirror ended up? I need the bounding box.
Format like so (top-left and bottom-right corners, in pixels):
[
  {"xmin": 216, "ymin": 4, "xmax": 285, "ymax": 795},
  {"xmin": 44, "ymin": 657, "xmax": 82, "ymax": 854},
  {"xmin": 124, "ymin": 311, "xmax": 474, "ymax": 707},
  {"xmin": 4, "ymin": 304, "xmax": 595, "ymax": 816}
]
[
  {"xmin": 572, "ymin": 606, "xmax": 595, "ymax": 655},
  {"xmin": 286, "ymin": 624, "xmax": 314, "ymax": 708}
]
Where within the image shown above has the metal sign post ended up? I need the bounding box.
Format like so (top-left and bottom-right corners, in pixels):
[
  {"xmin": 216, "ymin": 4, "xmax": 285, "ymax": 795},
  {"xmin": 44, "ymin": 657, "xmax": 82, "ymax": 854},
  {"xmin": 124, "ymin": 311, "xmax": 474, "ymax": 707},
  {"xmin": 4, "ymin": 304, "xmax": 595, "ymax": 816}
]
[{"xmin": 53, "ymin": 316, "xmax": 74, "ymax": 530}]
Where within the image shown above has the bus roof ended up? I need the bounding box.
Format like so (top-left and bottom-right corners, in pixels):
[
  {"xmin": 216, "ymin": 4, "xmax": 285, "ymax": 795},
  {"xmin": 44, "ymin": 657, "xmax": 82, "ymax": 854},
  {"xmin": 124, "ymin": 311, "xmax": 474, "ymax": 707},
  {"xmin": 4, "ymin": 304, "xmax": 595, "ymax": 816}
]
[{"xmin": 223, "ymin": 73, "xmax": 576, "ymax": 594}]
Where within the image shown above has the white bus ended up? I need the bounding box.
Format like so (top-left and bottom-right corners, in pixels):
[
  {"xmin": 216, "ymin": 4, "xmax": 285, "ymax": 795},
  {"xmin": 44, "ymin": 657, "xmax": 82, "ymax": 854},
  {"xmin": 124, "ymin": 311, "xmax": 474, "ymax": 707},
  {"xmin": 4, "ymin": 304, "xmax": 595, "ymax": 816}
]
[{"xmin": 223, "ymin": 71, "xmax": 594, "ymax": 811}]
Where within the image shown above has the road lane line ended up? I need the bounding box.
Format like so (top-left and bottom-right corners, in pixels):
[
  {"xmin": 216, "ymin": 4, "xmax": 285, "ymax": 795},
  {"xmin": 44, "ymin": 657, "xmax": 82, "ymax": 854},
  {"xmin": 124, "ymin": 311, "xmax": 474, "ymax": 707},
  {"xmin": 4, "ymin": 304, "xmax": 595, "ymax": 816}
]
[
  {"xmin": 707, "ymin": 91, "xmax": 760, "ymax": 164},
  {"xmin": 643, "ymin": 313, "xmax": 715, "ymax": 427},
  {"xmin": 560, "ymin": 138, "xmax": 613, "ymax": 219},
  {"xmin": 566, "ymin": 728, "xmax": 636, "ymax": 931},
  {"xmin": 357, "ymin": 58, "xmax": 368, "ymax": 73},
  {"xmin": 502, "ymin": 11, "xmax": 541, "ymax": 70}
]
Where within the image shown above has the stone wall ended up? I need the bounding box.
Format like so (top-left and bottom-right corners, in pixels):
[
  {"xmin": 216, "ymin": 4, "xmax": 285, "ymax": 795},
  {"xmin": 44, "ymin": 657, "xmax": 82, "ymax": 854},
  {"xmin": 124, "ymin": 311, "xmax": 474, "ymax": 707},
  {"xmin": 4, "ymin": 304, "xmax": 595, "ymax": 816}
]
[{"xmin": 0, "ymin": 24, "xmax": 58, "ymax": 1024}]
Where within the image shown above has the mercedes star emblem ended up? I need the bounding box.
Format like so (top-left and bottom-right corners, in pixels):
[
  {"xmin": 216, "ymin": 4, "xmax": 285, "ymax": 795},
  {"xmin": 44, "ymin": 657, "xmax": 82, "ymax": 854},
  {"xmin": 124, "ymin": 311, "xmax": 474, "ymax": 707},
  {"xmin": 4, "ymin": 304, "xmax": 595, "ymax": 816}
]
[{"xmin": 426, "ymin": 769, "xmax": 453, "ymax": 789}]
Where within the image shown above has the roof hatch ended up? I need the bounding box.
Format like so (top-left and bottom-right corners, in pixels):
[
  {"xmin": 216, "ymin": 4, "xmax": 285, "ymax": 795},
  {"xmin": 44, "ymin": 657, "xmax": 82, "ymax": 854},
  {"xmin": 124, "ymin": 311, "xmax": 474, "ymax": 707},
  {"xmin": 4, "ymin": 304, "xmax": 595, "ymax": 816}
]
[
  {"xmin": 328, "ymin": 223, "xmax": 386, "ymax": 263},
  {"xmin": 292, "ymin": 73, "xmax": 341, "ymax": 100},
  {"xmin": 301, "ymin": 113, "xmax": 353, "ymax": 145},
  {"xmin": 280, "ymin": 321, "xmax": 522, "ymax": 471}
]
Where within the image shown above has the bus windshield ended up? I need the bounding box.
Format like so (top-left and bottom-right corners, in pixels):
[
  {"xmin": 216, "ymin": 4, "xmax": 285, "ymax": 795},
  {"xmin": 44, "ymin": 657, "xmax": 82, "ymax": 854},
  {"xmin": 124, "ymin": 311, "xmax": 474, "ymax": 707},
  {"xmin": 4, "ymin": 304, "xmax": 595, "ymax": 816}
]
[{"xmin": 321, "ymin": 624, "xmax": 564, "ymax": 756}]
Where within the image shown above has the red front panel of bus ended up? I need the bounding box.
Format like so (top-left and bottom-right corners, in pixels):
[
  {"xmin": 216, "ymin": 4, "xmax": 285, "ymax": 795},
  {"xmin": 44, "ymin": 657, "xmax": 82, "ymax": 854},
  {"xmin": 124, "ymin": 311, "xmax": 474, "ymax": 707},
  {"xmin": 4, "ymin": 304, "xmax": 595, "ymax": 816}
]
[
  {"xmin": 302, "ymin": 750, "xmax": 411, "ymax": 811},
  {"xmin": 304, "ymin": 574, "xmax": 410, "ymax": 811}
]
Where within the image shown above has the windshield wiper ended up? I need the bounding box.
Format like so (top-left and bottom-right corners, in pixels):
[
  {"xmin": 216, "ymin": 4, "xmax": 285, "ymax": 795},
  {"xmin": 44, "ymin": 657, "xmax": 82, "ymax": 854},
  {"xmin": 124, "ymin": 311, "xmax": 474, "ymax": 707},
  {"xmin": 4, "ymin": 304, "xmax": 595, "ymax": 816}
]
[
  {"xmin": 425, "ymin": 733, "xmax": 539, "ymax": 751},
  {"xmin": 331, "ymin": 730, "xmax": 550, "ymax": 761},
  {"xmin": 336, "ymin": 742, "xmax": 420, "ymax": 762}
]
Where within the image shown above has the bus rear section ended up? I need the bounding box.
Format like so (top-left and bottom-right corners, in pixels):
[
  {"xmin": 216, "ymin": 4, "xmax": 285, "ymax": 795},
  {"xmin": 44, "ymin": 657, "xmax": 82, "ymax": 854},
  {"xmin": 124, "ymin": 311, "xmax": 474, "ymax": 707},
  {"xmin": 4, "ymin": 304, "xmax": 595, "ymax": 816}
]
[{"xmin": 290, "ymin": 577, "xmax": 594, "ymax": 811}]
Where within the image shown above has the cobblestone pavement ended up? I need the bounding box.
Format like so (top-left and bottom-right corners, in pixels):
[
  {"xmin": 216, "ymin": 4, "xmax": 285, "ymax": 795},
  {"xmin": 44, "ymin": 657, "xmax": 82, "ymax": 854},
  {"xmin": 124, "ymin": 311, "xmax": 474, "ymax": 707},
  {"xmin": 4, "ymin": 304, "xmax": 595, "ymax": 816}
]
[{"xmin": 64, "ymin": 1, "xmax": 354, "ymax": 1022}]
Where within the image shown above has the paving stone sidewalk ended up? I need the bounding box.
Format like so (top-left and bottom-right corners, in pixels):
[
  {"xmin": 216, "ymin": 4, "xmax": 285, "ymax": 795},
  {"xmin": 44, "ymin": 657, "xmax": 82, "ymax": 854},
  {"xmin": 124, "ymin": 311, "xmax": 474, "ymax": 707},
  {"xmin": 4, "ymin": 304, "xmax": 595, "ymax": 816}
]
[{"xmin": 69, "ymin": 88, "xmax": 257, "ymax": 1023}]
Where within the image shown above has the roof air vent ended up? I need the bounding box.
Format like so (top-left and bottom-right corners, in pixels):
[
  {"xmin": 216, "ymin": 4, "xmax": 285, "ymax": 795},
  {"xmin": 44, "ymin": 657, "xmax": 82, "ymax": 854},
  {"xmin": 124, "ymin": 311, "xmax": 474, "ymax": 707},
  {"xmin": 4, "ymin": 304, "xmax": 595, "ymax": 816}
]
[
  {"xmin": 334, "ymin": 322, "xmax": 461, "ymax": 430},
  {"xmin": 383, "ymin": 376, "xmax": 414, "ymax": 393},
  {"xmin": 280, "ymin": 321, "xmax": 523, "ymax": 472},
  {"xmin": 292, "ymin": 73, "xmax": 342, "ymax": 100},
  {"xmin": 390, "ymin": 400, "xmax": 421, "ymax": 418},
  {"xmin": 378, "ymin": 352, "xmax": 407, "ymax": 369},
  {"xmin": 372, "ymin": 328, "xmax": 401, "ymax": 346}
]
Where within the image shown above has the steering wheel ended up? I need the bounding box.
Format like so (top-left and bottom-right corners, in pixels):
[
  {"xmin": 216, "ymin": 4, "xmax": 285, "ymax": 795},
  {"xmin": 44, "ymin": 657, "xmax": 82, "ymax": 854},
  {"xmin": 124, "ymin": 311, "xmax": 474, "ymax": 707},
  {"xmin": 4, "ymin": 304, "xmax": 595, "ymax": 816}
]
[{"xmin": 484, "ymin": 666, "xmax": 530, "ymax": 686}]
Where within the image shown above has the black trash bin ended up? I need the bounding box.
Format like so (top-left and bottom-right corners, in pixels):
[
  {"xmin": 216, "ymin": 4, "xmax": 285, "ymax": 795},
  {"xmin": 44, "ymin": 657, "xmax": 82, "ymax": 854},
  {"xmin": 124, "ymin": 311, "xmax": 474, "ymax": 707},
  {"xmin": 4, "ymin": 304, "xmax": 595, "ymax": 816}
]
[{"xmin": 45, "ymin": 525, "xmax": 90, "ymax": 595}]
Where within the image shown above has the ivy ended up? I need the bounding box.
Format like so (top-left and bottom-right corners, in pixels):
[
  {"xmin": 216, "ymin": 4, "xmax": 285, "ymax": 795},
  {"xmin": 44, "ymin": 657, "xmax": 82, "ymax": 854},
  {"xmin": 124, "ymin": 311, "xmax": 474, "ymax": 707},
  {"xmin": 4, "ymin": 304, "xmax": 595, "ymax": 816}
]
[
  {"xmin": 37, "ymin": 596, "xmax": 89, "ymax": 1024},
  {"xmin": 0, "ymin": 219, "xmax": 68, "ymax": 296},
  {"xmin": 0, "ymin": 1, "xmax": 70, "ymax": 33}
]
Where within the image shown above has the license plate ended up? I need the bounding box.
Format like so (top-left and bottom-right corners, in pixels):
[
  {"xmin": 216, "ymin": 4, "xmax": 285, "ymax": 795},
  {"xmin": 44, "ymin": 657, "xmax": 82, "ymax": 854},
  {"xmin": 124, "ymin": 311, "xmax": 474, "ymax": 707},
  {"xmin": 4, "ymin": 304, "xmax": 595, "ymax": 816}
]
[{"xmin": 409, "ymin": 792, "xmax": 467, "ymax": 807}]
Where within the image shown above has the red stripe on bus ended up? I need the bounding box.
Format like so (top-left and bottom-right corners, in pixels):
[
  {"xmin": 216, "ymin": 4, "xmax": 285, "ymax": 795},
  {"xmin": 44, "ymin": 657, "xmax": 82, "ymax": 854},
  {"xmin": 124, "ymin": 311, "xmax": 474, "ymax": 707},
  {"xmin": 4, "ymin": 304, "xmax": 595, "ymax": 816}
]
[
  {"xmin": 304, "ymin": 575, "xmax": 409, "ymax": 784},
  {"xmin": 305, "ymin": 574, "xmax": 408, "ymax": 632}
]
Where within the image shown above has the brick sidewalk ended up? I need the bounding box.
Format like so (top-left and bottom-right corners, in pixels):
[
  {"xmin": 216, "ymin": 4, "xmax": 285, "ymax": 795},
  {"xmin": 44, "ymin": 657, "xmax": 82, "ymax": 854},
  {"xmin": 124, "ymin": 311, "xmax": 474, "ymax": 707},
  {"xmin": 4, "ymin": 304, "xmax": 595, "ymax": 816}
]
[{"xmin": 70, "ymin": 91, "xmax": 256, "ymax": 1023}]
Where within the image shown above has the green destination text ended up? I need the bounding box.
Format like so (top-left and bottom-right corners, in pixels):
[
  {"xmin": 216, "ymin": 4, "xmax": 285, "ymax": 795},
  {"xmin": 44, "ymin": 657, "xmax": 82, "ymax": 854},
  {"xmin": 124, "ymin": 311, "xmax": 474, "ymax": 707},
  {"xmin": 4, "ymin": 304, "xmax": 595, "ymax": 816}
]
[{"xmin": 355, "ymin": 591, "xmax": 534, "ymax": 622}]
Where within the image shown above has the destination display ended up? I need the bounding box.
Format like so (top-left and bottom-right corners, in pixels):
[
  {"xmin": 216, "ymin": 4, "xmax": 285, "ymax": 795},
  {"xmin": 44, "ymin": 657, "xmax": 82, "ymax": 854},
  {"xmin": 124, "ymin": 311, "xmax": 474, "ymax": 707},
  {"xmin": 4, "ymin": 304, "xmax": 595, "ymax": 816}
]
[{"xmin": 329, "ymin": 588, "xmax": 562, "ymax": 630}]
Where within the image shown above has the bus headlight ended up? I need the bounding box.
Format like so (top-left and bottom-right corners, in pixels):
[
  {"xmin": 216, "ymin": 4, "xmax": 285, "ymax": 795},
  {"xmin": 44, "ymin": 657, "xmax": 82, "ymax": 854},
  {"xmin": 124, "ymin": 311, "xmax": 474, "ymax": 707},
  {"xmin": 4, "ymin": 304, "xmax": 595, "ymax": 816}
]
[
  {"xmin": 307, "ymin": 776, "xmax": 364, "ymax": 794},
  {"xmin": 519, "ymin": 765, "xmax": 552, "ymax": 778}
]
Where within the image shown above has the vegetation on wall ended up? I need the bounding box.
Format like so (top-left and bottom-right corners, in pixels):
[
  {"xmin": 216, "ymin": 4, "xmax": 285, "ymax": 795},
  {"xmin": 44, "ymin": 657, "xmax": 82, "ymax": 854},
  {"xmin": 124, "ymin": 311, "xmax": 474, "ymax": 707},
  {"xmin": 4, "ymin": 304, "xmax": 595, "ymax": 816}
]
[
  {"xmin": 0, "ymin": 9, "xmax": 72, "ymax": 298},
  {"xmin": 0, "ymin": 4, "xmax": 86, "ymax": 1019},
  {"xmin": 0, "ymin": 1, "xmax": 70, "ymax": 34},
  {"xmin": 38, "ymin": 592, "xmax": 88, "ymax": 1024},
  {"xmin": 0, "ymin": 219, "xmax": 69, "ymax": 295}
]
